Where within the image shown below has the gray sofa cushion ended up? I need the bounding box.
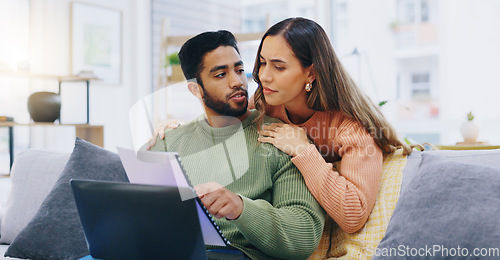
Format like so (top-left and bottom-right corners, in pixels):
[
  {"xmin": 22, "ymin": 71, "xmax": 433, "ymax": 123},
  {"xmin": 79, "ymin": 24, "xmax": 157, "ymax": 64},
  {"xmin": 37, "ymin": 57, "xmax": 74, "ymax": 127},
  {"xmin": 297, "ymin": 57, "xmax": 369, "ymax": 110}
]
[
  {"xmin": 374, "ymin": 153, "xmax": 500, "ymax": 259},
  {"xmin": 0, "ymin": 150, "xmax": 70, "ymax": 244},
  {"xmin": 5, "ymin": 138, "xmax": 129, "ymax": 260},
  {"xmin": 402, "ymin": 149, "xmax": 500, "ymax": 191}
]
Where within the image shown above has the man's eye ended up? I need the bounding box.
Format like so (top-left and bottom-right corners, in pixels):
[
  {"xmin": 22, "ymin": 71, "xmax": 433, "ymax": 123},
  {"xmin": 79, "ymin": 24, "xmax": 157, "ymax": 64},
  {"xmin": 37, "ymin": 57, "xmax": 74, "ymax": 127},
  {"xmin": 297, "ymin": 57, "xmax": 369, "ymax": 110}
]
[
  {"xmin": 215, "ymin": 73, "xmax": 226, "ymax": 78},
  {"xmin": 237, "ymin": 69, "xmax": 245, "ymax": 74}
]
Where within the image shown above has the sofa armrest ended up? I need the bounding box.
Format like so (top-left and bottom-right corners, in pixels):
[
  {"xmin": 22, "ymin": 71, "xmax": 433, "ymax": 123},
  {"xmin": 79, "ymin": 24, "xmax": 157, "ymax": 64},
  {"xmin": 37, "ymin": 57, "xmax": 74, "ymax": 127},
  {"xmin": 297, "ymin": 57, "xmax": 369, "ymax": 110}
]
[
  {"xmin": 0, "ymin": 206, "xmax": 3, "ymax": 234},
  {"xmin": 1, "ymin": 177, "xmax": 13, "ymax": 233}
]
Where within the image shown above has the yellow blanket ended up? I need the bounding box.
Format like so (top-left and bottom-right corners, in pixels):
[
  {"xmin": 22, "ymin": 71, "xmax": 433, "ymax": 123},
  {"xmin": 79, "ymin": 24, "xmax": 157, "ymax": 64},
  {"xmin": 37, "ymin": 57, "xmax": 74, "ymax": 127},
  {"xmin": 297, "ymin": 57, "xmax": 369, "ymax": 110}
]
[{"xmin": 308, "ymin": 149, "xmax": 407, "ymax": 260}]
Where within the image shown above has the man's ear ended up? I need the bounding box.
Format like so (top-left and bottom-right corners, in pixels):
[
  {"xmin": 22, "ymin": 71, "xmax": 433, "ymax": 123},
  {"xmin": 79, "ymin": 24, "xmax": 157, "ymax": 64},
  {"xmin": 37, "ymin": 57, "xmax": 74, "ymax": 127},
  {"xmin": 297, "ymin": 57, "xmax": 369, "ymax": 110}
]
[{"xmin": 187, "ymin": 82, "xmax": 204, "ymax": 99}]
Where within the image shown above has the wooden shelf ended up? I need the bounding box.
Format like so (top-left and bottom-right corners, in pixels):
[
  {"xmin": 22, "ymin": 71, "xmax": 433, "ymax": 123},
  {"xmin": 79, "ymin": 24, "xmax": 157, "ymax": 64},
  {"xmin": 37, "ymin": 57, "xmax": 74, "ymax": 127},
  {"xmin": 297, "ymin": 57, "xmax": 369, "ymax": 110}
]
[
  {"xmin": 1, "ymin": 71, "xmax": 102, "ymax": 175},
  {"xmin": 1, "ymin": 122, "xmax": 94, "ymax": 126},
  {"xmin": 0, "ymin": 70, "xmax": 99, "ymax": 81},
  {"xmin": 455, "ymin": 141, "xmax": 489, "ymax": 146},
  {"xmin": 0, "ymin": 70, "xmax": 99, "ymax": 124},
  {"xmin": 0, "ymin": 122, "xmax": 103, "ymax": 147},
  {"xmin": 435, "ymin": 144, "xmax": 500, "ymax": 150},
  {"xmin": 1, "ymin": 123, "xmax": 104, "ymax": 174}
]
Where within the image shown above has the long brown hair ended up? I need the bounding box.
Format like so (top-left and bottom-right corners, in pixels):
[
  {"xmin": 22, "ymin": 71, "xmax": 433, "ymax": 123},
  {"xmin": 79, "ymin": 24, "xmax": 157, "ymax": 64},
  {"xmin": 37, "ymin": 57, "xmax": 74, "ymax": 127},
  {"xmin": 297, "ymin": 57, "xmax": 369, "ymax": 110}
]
[{"xmin": 253, "ymin": 17, "xmax": 417, "ymax": 155}]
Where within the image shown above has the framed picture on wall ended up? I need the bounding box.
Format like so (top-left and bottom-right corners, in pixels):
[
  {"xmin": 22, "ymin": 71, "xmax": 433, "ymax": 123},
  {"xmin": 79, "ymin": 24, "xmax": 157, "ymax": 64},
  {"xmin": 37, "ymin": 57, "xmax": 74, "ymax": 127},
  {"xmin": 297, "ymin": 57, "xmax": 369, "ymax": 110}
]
[{"xmin": 71, "ymin": 2, "xmax": 122, "ymax": 84}]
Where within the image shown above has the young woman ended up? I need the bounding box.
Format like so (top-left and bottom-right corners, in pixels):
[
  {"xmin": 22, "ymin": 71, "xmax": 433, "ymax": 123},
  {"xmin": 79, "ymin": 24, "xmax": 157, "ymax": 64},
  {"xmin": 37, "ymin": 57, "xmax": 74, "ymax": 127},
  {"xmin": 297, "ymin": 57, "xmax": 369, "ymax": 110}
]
[{"xmin": 251, "ymin": 17, "xmax": 415, "ymax": 234}]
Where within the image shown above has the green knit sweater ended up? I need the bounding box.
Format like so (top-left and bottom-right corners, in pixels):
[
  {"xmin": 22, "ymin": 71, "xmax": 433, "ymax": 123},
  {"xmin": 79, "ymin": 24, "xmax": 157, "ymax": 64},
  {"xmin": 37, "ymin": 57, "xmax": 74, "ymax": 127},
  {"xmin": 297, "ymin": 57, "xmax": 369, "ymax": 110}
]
[{"xmin": 149, "ymin": 111, "xmax": 325, "ymax": 260}]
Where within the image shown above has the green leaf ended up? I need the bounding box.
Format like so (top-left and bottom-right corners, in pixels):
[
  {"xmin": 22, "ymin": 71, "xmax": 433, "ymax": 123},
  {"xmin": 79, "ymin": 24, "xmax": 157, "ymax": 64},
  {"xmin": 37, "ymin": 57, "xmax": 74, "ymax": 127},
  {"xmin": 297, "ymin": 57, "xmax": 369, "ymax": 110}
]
[
  {"xmin": 166, "ymin": 52, "xmax": 180, "ymax": 66},
  {"xmin": 378, "ymin": 100, "xmax": 389, "ymax": 107},
  {"xmin": 466, "ymin": 111, "xmax": 474, "ymax": 121}
]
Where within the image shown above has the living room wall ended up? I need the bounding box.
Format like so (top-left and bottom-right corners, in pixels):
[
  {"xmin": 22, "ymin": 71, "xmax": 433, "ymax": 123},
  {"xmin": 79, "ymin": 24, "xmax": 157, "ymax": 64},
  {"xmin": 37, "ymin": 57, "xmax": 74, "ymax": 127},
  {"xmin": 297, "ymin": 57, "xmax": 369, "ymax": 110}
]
[{"xmin": 27, "ymin": 0, "xmax": 152, "ymax": 152}]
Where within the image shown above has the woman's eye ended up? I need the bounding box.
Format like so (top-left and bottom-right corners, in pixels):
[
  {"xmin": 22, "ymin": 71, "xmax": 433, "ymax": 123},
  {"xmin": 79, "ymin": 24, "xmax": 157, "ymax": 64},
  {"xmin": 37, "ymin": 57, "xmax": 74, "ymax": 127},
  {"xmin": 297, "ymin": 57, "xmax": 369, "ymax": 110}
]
[
  {"xmin": 260, "ymin": 61, "xmax": 266, "ymax": 66},
  {"xmin": 275, "ymin": 66, "xmax": 285, "ymax": 71}
]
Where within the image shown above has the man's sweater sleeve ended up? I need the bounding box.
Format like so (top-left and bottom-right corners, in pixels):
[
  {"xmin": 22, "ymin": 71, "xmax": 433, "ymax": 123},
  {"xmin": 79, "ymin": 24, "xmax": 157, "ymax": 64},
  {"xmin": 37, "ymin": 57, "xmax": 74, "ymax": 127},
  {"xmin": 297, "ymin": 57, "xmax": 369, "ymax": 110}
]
[{"xmin": 230, "ymin": 155, "xmax": 325, "ymax": 260}]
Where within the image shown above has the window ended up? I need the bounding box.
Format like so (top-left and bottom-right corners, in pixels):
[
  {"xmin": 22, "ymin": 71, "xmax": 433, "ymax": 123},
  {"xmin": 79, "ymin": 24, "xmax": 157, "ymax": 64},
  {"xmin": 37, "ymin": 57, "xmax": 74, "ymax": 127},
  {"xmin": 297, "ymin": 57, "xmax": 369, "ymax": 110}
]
[
  {"xmin": 0, "ymin": 0, "xmax": 30, "ymax": 71},
  {"xmin": 396, "ymin": 75, "xmax": 401, "ymax": 99},
  {"xmin": 421, "ymin": 0, "xmax": 429, "ymax": 22},
  {"xmin": 398, "ymin": 0, "xmax": 431, "ymax": 24},
  {"xmin": 411, "ymin": 73, "xmax": 430, "ymax": 98},
  {"xmin": 334, "ymin": 1, "xmax": 349, "ymax": 48},
  {"xmin": 244, "ymin": 19, "xmax": 266, "ymax": 32},
  {"xmin": 338, "ymin": 2, "xmax": 347, "ymax": 14},
  {"xmin": 404, "ymin": 1, "xmax": 415, "ymax": 23}
]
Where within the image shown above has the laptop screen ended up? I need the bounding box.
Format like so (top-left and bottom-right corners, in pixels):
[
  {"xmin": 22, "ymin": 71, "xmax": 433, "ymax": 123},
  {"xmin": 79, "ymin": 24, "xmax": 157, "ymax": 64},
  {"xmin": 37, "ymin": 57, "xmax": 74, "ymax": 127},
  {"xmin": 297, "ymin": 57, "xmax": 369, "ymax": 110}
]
[{"xmin": 71, "ymin": 179, "xmax": 207, "ymax": 260}]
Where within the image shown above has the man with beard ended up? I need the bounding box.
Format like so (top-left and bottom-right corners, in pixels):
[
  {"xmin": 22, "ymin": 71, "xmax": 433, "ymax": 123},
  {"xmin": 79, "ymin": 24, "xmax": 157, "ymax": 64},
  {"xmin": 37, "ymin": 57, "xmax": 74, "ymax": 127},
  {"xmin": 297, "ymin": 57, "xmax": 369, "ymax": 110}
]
[{"xmin": 148, "ymin": 30, "xmax": 324, "ymax": 260}]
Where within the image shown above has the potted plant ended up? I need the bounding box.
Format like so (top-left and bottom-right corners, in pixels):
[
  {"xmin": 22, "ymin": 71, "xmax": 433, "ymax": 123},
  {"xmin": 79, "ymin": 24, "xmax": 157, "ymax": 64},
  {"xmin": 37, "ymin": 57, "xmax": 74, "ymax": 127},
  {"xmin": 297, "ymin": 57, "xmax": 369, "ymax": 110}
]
[
  {"xmin": 165, "ymin": 52, "xmax": 184, "ymax": 82},
  {"xmin": 460, "ymin": 111, "xmax": 480, "ymax": 143}
]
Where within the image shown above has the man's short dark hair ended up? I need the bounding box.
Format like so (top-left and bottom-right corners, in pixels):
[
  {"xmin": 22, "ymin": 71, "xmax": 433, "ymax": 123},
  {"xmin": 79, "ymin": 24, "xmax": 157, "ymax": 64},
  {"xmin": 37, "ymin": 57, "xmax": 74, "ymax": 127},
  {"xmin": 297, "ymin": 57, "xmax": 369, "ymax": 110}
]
[{"xmin": 178, "ymin": 30, "xmax": 239, "ymax": 87}]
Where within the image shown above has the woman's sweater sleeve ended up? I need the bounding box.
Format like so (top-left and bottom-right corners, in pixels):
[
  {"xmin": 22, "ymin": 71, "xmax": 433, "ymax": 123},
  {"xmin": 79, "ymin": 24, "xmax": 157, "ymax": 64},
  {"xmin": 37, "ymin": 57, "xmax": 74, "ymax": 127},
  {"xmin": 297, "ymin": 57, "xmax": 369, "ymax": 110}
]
[{"xmin": 290, "ymin": 119, "xmax": 383, "ymax": 233}]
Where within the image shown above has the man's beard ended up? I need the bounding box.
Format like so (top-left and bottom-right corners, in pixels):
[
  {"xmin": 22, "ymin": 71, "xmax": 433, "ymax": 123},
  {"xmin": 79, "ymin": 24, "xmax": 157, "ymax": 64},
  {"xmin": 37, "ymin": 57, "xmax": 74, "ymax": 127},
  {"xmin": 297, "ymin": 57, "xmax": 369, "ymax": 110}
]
[{"xmin": 202, "ymin": 89, "xmax": 248, "ymax": 117}]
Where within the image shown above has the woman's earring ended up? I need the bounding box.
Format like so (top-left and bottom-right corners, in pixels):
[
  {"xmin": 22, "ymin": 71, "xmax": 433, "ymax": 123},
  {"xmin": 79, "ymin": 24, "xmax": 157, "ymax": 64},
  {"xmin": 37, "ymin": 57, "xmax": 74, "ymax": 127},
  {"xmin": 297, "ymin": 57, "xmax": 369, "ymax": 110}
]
[{"xmin": 305, "ymin": 83, "xmax": 312, "ymax": 92}]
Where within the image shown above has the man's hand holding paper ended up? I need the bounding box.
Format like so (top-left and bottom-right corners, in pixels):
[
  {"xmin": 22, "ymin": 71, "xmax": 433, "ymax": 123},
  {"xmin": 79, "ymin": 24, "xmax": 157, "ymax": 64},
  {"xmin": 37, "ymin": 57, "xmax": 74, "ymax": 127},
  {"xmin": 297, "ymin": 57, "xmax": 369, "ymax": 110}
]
[{"xmin": 195, "ymin": 182, "xmax": 243, "ymax": 220}]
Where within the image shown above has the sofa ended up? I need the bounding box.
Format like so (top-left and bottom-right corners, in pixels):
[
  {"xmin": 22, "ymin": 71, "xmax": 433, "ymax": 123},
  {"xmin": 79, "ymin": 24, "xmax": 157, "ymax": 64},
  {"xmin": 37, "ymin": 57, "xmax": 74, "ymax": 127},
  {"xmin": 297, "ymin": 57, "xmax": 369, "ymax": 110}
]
[
  {"xmin": 1, "ymin": 139, "xmax": 500, "ymax": 259},
  {"xmin": 0, "ymin": 138, "xmax": 129, "ymax": 260}
]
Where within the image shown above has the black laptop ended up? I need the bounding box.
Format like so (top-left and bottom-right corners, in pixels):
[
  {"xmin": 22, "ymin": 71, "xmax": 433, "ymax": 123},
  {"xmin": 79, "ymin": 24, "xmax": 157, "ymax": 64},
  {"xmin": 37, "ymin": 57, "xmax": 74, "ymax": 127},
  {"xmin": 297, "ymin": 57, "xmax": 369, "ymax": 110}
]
[
  {"xmin": 71, "ymin": 180, "xmax": 248, "ymax": 260},
  {"xmin": 71, "ymin": 179, "xmax": 208, "ymax": 260}
]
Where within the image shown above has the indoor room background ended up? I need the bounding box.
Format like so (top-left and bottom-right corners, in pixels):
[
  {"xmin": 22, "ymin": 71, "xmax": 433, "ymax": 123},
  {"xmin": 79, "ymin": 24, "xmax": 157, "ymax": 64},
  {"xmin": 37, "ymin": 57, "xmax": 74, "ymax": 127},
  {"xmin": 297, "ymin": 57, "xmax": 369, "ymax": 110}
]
[{"xmin": 1, "ymin": 0, "xmax": 499, "ymax": 173}]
